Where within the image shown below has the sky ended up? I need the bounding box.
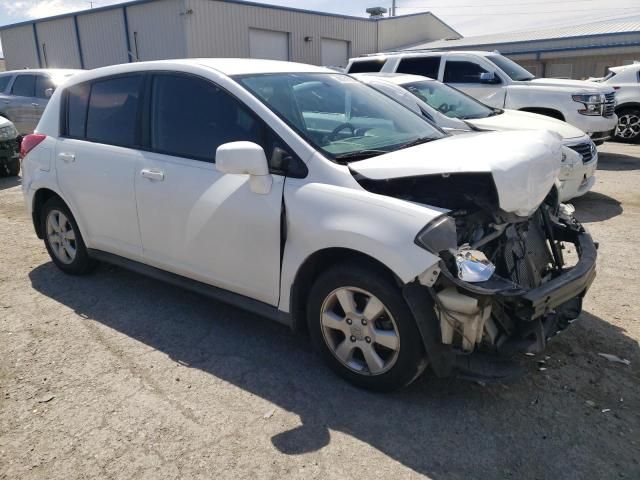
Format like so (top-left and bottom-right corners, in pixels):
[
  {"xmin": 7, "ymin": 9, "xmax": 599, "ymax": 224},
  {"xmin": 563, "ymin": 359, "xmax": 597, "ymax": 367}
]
[{"xmin": 1, "ymin": 0, "xmax": 640, "ymax": 55}]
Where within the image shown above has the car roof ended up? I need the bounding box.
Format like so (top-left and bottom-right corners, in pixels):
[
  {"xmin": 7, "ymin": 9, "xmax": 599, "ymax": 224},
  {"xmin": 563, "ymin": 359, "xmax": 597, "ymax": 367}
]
[
  {"xmin": 58, "ymin": 58, "xmax": 335, "ymax": 88},
  {"xmin": 610, "ymin": 64, "xmax": 640, "ymax": 73},
  {"xmin": 353, "ymin": 72, "xmax": 435, "ymax": 85},
  {"xmin": 357, "ymin": 50, "xmax": 496, "ymax": 59},
  {"xmin": 0, "ymin": 68, "xmax": 83, "ymax": 76}
]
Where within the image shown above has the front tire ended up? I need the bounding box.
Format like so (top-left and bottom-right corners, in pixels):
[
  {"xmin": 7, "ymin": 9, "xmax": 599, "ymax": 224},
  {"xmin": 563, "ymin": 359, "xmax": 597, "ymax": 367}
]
[
  {"xmin": 614, "ymin": 107, "xmax": 640, "ymax": 143},
  {"xmin": 307, "ymin": 264, "xmax": 426, "ymax": 392},
  {"xmin": 41, "ymin": 197, "xmax": 96, "ymax": 275}
]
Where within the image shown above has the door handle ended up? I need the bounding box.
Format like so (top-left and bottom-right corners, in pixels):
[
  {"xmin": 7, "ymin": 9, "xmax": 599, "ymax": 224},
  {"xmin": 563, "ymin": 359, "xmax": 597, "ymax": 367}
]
[
  {"xmin": 31, "ymin": 102, "xmax": 39, "ymax": 107},
  {"xmin": 140, "ymin": 169, "xmax": 165, "ymax": 181},
  {"xmin": 58, "ymin": 152, "xmax": 75, "ymax": 163}
]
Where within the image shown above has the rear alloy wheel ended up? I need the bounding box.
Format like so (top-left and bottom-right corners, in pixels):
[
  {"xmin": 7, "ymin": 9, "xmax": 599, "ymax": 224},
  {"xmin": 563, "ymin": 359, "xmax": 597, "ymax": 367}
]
[
  {"xmin": 615, "ymin": 108, "xmax": 640, "ymax": 143},
  {"xmin": 308, "ymin": 265, "xmax": 426, "ymax": 391},
  {"xmin": 41, "ymin": 197, "xmax": 96, "ymax": 275}
]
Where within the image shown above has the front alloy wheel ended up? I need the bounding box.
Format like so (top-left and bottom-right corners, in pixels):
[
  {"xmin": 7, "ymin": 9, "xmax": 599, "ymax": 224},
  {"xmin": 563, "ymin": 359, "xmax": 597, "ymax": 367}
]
[
  {"xmin": 320, "ymin": 287, "xmax": 400, "ymax": 375},
  {"xmin": 308, "ymin": 264, "xmax": 426, "ymax": 391},
  {"xmin": 615, "ymin": 109, "xmax": 640, "ymax": 142}
]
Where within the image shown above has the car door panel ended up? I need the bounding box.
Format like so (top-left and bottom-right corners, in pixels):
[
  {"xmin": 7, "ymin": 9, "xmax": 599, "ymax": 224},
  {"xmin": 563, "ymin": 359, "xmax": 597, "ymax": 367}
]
[
  {"xmin": 135, "ymin": 151, "xmax": 285, "ymax": 305},
  {"xmin": 55, "ymin": 138, "xmax": 144, "ymax": 260},
  {"xmin": 134, "ymin": 73, "xmax": 285, "ymax": 306}
]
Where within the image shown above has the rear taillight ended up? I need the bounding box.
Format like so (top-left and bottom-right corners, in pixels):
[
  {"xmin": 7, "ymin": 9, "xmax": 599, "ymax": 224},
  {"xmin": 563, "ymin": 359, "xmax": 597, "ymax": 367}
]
[{"xmin": 20, "ymin": 134, "xmax": 47, "ymax": 159}]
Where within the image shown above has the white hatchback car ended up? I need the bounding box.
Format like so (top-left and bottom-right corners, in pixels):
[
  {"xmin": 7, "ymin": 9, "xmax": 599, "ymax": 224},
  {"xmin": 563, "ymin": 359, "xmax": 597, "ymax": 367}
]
[
  {"xmin": 353, "ymin": 73, "xmax": 598, "ymax": 202},
  {"xmin": 21, "ymin": 59, "xmax": 597, "ymax": 391}
]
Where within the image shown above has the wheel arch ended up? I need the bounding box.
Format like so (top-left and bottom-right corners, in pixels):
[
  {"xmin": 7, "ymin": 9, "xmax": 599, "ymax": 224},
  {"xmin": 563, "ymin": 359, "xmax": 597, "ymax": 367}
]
[
  {"xmin": 288, "ymin": 247, "xmax": 403, "ymax": 332},
  {"xmin": 518, "ymin": 107, "xmax": 565, "ymax": 121},
  {"xmin": 31, "ymin": 188, "xmax": 86, "ymax": 241},
  {"xmin": 615, "ymin": 102, "xmax": 640, "ymax": 113}
]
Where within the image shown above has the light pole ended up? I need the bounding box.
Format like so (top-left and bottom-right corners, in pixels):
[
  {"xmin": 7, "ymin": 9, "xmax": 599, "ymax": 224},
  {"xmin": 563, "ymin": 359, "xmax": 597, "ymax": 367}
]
[{"xmin": 391, "ymin": 0, "xmax": 396, "ymax": 16}]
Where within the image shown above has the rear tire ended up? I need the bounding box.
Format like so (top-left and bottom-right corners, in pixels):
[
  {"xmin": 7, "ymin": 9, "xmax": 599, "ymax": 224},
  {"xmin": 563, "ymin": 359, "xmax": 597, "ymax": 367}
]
[
  {"xmin": 41, "ymin": 197, "xmax": 96, "ymax": 275},
  {"xmin": 307, "ymin": 264, "xmax": 426, "ymax": 392},
  {"xmin": 614, "ymin": 107, "xmax": 640, "ymax": 143}
]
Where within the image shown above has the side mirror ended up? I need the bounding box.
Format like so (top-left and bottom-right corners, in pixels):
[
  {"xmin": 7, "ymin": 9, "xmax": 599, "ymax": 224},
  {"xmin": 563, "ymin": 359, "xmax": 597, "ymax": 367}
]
[
  {"xmin": 44, "ymin": 88, "xmax": 54, "ymax": 98},
  {"xmin": 479, "ymin": 72, "xmax": 500, "ymax": 84},
  {"xmin": 216, "ymin": 141, "xmax": 272, "ymax": 194}
]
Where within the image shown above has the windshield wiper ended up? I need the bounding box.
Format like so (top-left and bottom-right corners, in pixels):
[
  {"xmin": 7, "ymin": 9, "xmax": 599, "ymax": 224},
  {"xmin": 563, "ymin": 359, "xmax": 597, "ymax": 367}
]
[
  {"xmin": 397, "ymin": 136, "xmax": 436, "ymax": 150},
  {"xmin": 333, "ymin": 149, "xmax": 390, "ymax": 163}
]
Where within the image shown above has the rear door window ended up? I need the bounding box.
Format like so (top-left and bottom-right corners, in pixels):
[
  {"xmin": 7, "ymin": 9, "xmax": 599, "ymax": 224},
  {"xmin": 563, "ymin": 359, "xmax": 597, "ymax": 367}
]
[
  {"xmin": 443, "ymin": 60, "xmax": 489, "ymax": 83},
  {"xmin": 396, "ymin": 56, "xmax": 441, "ymax": 78},
  {"xmin": 86, "ymin": 75, "xmax": 143, "ymax": 147},
  {"xmin": 11, "ymin": 75, "xmax": 36, "ymax": 97}
]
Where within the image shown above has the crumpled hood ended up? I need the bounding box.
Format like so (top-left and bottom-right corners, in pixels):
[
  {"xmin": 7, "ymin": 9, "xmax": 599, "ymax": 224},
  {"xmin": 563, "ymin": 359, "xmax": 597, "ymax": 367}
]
[
  {"xmin": 527, "ymin": 77, "xmax": 614, "ymax": 93},
  {"xmin": 350, "ymin": 130, "xmax": 562, "ymax": 217},
  {"xmin": 470, "ymin": 109, "xmax": 586, "ymax": 141}
]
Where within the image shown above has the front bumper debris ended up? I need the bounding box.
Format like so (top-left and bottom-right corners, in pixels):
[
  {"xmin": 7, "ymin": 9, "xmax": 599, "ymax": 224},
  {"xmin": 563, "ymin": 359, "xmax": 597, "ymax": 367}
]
[{"xmin": 403, "ymin": 213, "xmax": 597, "ymax": 381}]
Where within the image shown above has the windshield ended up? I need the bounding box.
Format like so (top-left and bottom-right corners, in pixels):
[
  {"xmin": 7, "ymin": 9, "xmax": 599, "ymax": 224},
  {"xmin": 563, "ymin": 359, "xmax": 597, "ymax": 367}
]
[
  {"xmin": 486, "ymin": 55, "xmax": 535, "ymax": 81},
  {"xmin": 402, "ymin": 80, "xmax": 496, "ymax": 120},
  {"xmin": 236, "ymin": 73, "xmax": 444, "ymax": 161}
]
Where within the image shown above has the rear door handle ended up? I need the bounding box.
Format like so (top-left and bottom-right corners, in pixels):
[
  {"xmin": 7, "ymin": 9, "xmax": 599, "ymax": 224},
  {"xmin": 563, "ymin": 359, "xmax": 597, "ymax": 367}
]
[
  {"xmin": 58, "ymin": 152, "xmax": 75, "ymax": 163},
  {"xmin": 140, "ymin": 169, "xmax": 165, "ymax": 181},
  {"xmin": 31, "ymin": 102, "xmax": 39, "ymax": 107},
  {"xmin": 2, "ymin": 100, "xmax": 9, "ymax": 104}
]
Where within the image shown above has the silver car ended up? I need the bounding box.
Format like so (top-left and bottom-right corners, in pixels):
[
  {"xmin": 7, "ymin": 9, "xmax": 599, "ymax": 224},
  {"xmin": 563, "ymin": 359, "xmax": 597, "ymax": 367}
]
[{"xmin": 0, "ymin": 69, "xmax": 82, "ymax": 135}]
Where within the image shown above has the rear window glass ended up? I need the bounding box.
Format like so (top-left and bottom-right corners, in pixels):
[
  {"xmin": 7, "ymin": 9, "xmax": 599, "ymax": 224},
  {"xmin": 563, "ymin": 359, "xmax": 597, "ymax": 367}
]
[
  {"xmin": 86, "ymin": 75, "xmax": 142, "ymax": 147},
  {"xmin": 11, "ymin": 75, "xmax": 36, "ymax": 97},
  {"xmin": 397, "ymin": 57, "xmax": 441, "ymax": 78},
  {"xmin": 347, "ymin": 59, "xmax": 387, "ymax": 74}
]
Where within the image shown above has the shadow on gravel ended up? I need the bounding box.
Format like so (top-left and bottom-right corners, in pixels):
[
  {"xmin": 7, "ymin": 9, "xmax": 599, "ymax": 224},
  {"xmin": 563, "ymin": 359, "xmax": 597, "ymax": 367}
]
[
  {"xmin": 597, "ymin": 151, "xmax": 640, "ymax": 171},
  {"xmin": 572, "ymin": 191, "xmax": 623, "ymax": 223},
  {"xmin": 0, "ymin": 175, "xmax": 20, "ymax": 191},
  {"xmin": 29, "ymin": 262, "xmax": 640, "ymax": 479}
]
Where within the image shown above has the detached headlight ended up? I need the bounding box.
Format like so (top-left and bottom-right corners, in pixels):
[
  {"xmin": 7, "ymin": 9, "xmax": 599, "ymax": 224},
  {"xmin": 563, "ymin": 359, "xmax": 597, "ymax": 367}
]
[
  {"xmin": 415, "ymin": 215, "xmax": 457, "ymax": 254},
  {"xmin": 572, "ymin": 93, "xmax": 604, "ymax": 116},
  {"xmin": 0, "ymin": 124, "xmax": 18, "ymax": 141}
]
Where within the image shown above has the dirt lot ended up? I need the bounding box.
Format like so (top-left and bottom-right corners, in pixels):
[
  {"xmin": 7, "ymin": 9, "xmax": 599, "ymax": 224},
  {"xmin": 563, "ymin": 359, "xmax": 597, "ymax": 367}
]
[{"xmin": 0, "ymin": 143, "xmax": 639, "ymax": 480}]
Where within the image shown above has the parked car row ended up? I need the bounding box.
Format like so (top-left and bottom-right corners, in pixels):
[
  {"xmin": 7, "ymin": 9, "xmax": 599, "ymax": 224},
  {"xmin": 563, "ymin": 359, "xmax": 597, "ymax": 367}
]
[{"xmin": 20, "ymin": 59, "xmax": 598, "ymax": 391}]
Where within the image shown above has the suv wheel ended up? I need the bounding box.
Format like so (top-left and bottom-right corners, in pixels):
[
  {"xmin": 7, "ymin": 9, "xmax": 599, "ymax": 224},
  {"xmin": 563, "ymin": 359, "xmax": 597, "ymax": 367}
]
[
  {"xmin": 41, "ymin": 197, "xmax": 96, "ymax": 275},
  {"xmin": 614, "ymin": 108, "xmax": 640, "ymax": 143},
  {"xmin": 307, "ymin": 264, "xmax": 426, "ymax": 391}
]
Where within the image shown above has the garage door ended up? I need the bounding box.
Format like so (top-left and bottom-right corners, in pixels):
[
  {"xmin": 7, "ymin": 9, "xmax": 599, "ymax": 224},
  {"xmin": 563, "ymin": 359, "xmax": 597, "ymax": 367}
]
[
  {"xmin": 321, "ymin": 38, "xmax": 349, "ymax": 68},
  {"xmin": 249, "ymin": 28, "xmax": 289, "ymax": 61}
]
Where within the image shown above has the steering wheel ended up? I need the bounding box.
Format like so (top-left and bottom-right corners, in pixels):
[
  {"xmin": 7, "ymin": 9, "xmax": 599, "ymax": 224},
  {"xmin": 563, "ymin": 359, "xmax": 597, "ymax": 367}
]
[{"xmin": 328, "ymin": 122, "xmax": 356, "ymax": 141}]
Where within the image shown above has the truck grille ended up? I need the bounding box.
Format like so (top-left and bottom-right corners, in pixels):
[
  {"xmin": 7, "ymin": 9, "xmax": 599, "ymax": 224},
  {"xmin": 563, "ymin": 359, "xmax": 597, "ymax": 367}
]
[
  {"xmin": 603, "ymin": 92, "xmax": 615, "ymax": 117},
  {"xmin": 568, "ymin": 142, "xmax": 594, "ymax": 164}
]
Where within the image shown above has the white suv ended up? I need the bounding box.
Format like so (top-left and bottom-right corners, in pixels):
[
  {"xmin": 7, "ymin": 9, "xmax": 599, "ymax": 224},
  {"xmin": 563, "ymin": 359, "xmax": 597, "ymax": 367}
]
[
  {"xmin": 346, "ymin": 51, "xmax": 618, "ymax": 143},
  {"xmin": 21, "ymin": 59, "xmax": 597, "ymax": 391}
]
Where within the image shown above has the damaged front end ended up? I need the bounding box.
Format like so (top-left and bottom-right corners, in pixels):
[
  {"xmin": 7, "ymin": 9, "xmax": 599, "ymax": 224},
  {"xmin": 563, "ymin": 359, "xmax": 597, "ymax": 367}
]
[{"xmin": 359, "ymin": 172, "xmax": 598, "ymax": 381}]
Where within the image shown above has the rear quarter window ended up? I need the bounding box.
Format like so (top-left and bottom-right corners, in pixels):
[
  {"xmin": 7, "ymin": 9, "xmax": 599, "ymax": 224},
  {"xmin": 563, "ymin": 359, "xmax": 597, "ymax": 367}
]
[
  {"xmin": 0, "ymin": 75, "xmax": 12, "ymax": 93},
  {"xmin": 347, "ymin": 59, "xmax": 387, "ymax": 73}
]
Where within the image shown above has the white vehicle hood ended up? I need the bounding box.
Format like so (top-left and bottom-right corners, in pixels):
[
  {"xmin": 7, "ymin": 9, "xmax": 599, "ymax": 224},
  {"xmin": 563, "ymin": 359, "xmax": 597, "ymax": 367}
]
[
  {"xmin": 526, "ymin": 78, "xmax": 613, "ymax": 93},
  {"xmin": 469, "ymin": 109, "xmax": 586, "ymax": 141},
  {"xmin": 0, "ymin": 116, "xmax": 13, "ymax": 129},
  {"xmin": 350, "ymin": 130, "xmax": 562, "ymax": 217}
]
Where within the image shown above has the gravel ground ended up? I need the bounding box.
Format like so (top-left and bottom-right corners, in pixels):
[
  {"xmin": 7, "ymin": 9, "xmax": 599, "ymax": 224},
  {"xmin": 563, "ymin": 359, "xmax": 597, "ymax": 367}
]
[{"xmin": 0, "ymin": 143, "xmax": 639, "ymax": 480}]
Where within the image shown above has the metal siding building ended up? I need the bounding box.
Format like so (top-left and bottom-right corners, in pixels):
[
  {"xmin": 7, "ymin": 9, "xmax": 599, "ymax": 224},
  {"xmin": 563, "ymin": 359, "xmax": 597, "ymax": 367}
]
[
  {"xmin": 402, "ymin": 18, "xmax": 640, "ymax": 79},
  {"xmin": 0, "ymin": 0, "xmax": 460, "ymax": 70}
]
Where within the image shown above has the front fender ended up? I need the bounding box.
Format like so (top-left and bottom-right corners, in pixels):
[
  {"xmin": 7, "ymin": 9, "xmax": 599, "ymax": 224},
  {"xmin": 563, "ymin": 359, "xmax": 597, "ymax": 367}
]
[{"xmin": 279, "ymin": 180, "xmax": 443, "ymax": 313}]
